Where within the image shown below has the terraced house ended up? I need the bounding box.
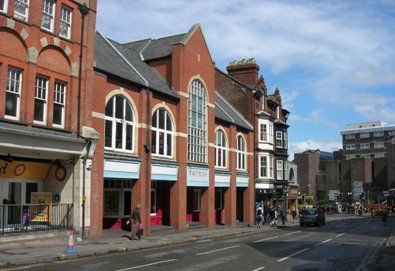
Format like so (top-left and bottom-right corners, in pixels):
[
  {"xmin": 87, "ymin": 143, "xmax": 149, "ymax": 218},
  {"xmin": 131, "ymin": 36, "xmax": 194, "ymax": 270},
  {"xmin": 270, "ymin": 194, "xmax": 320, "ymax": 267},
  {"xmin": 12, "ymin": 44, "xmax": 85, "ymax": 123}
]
[
  {"xmin": 0, "ymin": 0, "xmax": 98, "ymax": 238},
  {"xmin": 90, "ymin": 24, "xmax": 255, "ymax": 238}
]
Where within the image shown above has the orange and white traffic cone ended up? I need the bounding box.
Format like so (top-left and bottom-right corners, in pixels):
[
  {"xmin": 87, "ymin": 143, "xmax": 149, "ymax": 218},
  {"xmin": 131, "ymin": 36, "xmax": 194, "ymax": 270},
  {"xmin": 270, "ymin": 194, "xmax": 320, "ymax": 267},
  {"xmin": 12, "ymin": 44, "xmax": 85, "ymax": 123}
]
[{"xmin": 65, "ymin": 230, "xmax": 76, "ymax": 254}]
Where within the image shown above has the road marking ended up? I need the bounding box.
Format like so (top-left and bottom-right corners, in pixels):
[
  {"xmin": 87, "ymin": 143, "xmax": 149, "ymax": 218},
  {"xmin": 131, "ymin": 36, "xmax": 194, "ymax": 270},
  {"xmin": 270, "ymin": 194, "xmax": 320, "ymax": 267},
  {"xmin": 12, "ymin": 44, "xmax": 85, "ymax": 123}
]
[
  {"xmin": 277, "ymin": 248, "xmax": 309, "ymax": 262},
  {"xmin": 314, "ymin": 238, "xmax": 332, "ymax": 246},
  {"xmin": 114, "ymin": 259, "xmax": 177, "ymax": 271},
  {"xmin": 285, "ymin": 231, "xmax": 301, "ymax": 236},
  {"xmin": 251, "ymin": 267, "xmax": 266, "ymax": 271},
  {"xmin": 336, "ymin": 233, "xmax": 345, "ymax": 237},
  {"xmin": 254, "ymin": 236, "xmax": 279, "ymax": 243},
  {"xmin": 196, "ymin": 245, "xmax": 240, "ymax": 256}
]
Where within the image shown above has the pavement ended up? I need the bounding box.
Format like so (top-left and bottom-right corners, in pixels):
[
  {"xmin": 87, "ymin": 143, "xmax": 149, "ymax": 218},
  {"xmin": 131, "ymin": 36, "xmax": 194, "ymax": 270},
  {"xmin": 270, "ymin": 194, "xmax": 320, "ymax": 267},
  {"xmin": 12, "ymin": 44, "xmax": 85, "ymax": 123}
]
[
  {"xmin": 0, "ymin": 220, "xmax": 299, "ymax": 269},
  {"xmin": 5, "ymin": 214, "xmax": 394, "ymax": 271}
]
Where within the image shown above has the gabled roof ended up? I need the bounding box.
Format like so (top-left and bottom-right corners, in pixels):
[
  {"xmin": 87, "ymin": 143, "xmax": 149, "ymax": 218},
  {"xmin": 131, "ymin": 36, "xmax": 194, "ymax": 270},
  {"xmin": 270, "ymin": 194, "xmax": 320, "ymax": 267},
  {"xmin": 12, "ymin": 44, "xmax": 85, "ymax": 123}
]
[
  {"xmin": 94, "ymin": 32, "xmax": 178, "ymax": 99},
  {"xmin": 123, "ymin": 24, "xmax": 213, "ymax": 63},
  {"xmin": 124, "ymin": 33, "xmax": 186, "ymax": 61},
  {"xmin": 215, "ymin": 92, "xmax": 253, "ymax": 131}
]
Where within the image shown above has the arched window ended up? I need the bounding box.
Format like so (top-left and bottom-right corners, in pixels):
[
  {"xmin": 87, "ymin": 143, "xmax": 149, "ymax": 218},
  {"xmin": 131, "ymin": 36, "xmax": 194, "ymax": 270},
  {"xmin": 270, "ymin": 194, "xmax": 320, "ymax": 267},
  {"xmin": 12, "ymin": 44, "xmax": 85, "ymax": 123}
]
[
  {"xmin": 215, "ymin": 129, "xmax": 227, "ymax": 168},
  {"xmin": 188, "ymin": 79, "xmax": 207, "ymax": 162},
  {"xmin": 104, "ymin": 95, "xmax": 134, "ymax": 152},
  {"xmin": 151, "ymin": 108, "xmax": 174, "ymax": 157},
  {"xmin": 236, "ymin": 135, "xmax": 246, "ymax": 170}
]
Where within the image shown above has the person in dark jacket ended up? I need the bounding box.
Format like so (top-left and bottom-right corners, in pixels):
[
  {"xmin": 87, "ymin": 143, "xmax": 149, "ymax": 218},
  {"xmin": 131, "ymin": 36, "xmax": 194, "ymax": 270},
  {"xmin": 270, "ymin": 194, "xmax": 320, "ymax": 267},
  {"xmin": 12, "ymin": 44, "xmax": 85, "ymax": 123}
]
[{"xmin": 127, "ymin": 203, "xmax": 142, "ymax": 239}]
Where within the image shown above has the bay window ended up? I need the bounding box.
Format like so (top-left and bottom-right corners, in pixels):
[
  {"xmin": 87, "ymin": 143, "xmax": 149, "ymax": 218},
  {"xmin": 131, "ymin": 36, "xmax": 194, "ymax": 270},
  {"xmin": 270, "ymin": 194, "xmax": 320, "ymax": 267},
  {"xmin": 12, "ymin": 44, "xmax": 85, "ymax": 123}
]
[{"xmin": 105, "ymin": 95, "xmax": 135, "ymax": 152}]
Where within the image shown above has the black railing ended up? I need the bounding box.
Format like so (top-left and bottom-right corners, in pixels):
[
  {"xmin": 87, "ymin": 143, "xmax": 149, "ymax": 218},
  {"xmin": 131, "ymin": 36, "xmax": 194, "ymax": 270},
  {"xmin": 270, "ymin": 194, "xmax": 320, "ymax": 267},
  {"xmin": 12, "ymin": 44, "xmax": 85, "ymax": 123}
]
[{"xmin": 0, "ymin": 204, "xmax": 73, "ymax": 235}]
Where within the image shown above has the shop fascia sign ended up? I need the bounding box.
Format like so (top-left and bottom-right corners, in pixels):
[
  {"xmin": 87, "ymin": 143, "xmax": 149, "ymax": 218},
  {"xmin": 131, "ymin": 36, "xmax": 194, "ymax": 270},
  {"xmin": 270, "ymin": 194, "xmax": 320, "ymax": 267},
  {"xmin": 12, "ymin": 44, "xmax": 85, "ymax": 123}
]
[
  {"xmin": 0, "ymin": 160, "xmax": 51, "ymax": 180},
  {"xmin": 187, "ymin": 167, "xmax": 209, "ymax": 181}
]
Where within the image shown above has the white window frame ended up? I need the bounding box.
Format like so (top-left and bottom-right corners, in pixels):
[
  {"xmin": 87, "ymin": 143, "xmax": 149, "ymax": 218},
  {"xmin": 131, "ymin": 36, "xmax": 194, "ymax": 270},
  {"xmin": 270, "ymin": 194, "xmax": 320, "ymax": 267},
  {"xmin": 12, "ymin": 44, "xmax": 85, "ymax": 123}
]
[
  {"xmin": 193, "ymin": 189, "xmax": 201, "ymax": 212},
  {"xmin": 284, "ymin": 132, "xmax": 288, "ymax": 149},
  {"xmin": 374, "ymin": 153, "xmax": 385, "ymax": 158},
  {"xmin": 374, "ymin": 142, "xmax": 384, "ymax": 149},
  {"xmin": 360, "ymin": 133, "xmax": 370, "ymax": 139},
  {"xmin": 276, "ymin": 131, "xmax": 283, "ymax": 148},
  {"xmin": 388, "ymin": 131, "xmax": 395, "ymax": 136},
  {"xmin": 14, "ymin": 0, "xmax": 29, "ymax": 21},
  {"xmin": 215, "ymin": 129, "xmax": 227, "ymax": 168},
  {"xmin": 188, "ymin": 79, "xmax": 207, "ymax": 163},
  {"xmin": 374, "ymin": 131, "xmax": 384, "ymax": 137},
  {"xmin": 34, "ymin": 75, "xmax": 48, "ymax": 125},
  {"xmin": 259, "ymin": 123, "xmax": 267, "ymax": 142},
  {"xmin": 259, "ymin": 155, "xmax": 268, "ymax": 178},
  {"xmin": 346, "ymin": 134, "xmax": 355, "ymax": 139},
  {"xmin": 236, "ymin": 135, "xmax": 247, "ymax": 171},
  {"xmin": 360, "ymin": 143, "xmax": 370, "ymax": 150},
  {"xmin": 104, "ymin": 95, "xmax": 135, "ymax": 153},
  {"xmin": 276, "ymin": 160, "xmax": 283, "ymax": 180},
  {"xmin": 346, "ymin": 144, "xmax": 356, "ymax": 150},
  {"xmin": 60, "ymin": 5, "xmax": 72, "ymax": 39},
  {"xmin": 5, "ymin": 67, "xmax": 22, "ymax": 120},
  {"xmin": 41, "ymin": 0, "xmax": 55, "ymax": 32},
  {"xmin": 53, "ymin": 81, "xmax": 66, "ymax": 128},
  {"xmin": 0, "ymin": 0, "xmax": 8, "ymax": 13},
  {"xmin": 151, "ymin": 108, "xmax": 174, "ymax": 158}
]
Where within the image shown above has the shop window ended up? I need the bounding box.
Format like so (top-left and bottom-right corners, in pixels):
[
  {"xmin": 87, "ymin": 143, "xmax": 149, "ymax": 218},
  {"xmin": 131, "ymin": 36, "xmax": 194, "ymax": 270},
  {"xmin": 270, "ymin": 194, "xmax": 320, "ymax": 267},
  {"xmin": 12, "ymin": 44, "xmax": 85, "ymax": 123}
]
[
  {"xmin": 276, "ymin": 131, "xmax": 283, "ymax": 148},
  {"xmin": 193, "ymin": 189, "xmax": 201, "ymax": 212},
  {"xmin": 25, "ymin": 183, "xmax": 38, "ymax": 204},
  {"xmin": 215, "ymin": 189, "xmax": 223, "ymax": 210},
  {"xmin": 123, "ymin": 191, "xmax": 131, "ymax": 216},
  {"xmin": 236, "ymin": 135, "xmax": 246, "ymax": 170},
  {"xmin": 5, "ymin": 67, "xmax": 22, "ymax": 120},
  {"xmin": 60, "ymin": 5, "xmax": 72, "ymax": 39},
  {"xmin": 34, "ymin": 75, "xmax": 48, "ymax": 124},
  {"xmin": 105, "ymin": 95, "xmax": 135, "ymax": 152},
  {"xmin": 151, "ymin": 108, "xmax": 174, "ymax": 157},
  {"xmin": 188, "ymin": 79, "xmax": 207, "ymax": 163},
  {"xmin": 14, "ymin": 0, "xmax": 29, "ymax": 21},
  {"xmin": 0, "ymin": 0, "xmax": 8, "ymax": 13},
  {"xmin": 276, "ymin": 160, "xmax": 283, "ymax": 180},
  {"xmin": 103, "ymin": 191, "xmax": 119, "ymax": 216},
  {"xmin": 215, "ymin": 129, "xmax": 227, "ymax": 168},
  {"xmin": 53, "ymin": 81, "xmax": 66, "ymax": 128},
  {"xmin": 151, "ymin": 182, "xmax": 156, "ymax": 214},
  {"xmin": 41, "ymin": 0, "xmax": 55, "ymax": 32}
]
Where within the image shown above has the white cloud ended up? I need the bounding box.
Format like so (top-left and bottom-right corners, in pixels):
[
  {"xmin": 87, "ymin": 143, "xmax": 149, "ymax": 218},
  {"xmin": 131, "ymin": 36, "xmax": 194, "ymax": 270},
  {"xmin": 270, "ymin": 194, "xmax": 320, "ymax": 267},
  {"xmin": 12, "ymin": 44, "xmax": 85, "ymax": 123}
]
[
  {"xmin": 290, "ymin": 110, "xmax": 339, "ymax": 128},
  {"xmin": 289, "ymin": 140, "xmax": 342, "ymax": 161}
]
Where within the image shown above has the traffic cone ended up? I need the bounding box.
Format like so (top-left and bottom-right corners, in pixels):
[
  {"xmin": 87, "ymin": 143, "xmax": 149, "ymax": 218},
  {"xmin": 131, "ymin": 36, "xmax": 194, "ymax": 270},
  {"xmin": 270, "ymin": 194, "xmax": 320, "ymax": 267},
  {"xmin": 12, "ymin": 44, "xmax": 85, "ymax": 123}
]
[{"xmin": 65, "ymin": 230, "xmax": 76, "ymax": 254}]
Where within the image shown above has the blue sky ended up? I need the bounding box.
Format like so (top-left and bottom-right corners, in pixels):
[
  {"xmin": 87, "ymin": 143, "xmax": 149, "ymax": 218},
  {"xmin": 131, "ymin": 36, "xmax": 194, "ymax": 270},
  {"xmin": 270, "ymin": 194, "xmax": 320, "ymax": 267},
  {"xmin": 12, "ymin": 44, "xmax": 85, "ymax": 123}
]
[{"xmin": 96, "ymin": 0, "xmax": 395, "ymax": 158}]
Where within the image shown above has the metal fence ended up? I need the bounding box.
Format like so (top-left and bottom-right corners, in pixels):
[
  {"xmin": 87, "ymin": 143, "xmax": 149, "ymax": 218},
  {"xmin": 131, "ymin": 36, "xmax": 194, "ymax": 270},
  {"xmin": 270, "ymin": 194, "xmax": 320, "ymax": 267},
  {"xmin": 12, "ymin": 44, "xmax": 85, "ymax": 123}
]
[{"xmin": 0, "ymin": 204, "xmax": 73, "ymax": 235}]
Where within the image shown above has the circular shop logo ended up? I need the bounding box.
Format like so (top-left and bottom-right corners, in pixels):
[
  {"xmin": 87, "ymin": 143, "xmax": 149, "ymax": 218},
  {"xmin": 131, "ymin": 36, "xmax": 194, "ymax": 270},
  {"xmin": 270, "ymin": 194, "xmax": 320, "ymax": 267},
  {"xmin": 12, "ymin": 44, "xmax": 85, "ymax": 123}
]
[{"xmin": 14, "ymin": 164, "xmax": 26, "ymax": 176}]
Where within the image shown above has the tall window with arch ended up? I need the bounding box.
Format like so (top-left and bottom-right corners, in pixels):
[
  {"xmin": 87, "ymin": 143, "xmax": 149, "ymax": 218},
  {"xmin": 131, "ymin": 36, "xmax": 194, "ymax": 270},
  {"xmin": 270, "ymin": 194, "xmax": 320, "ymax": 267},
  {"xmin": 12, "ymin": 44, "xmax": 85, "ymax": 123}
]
[
  {"xmin": 188, "ymin": 79, "xmax": 207, "ymax": 162},
  {"xmin": 215, "ymin": 129, "xmax": 227, "ymax": 168},
  {"xmin": 236, "ymin": 135, "xmax": 246, "ymax": 170},
  {"xmin": 151, "ymin": 107, "xmax": 174, "ymax": 157},
  {"xmin": 105, "ymin": 95, "xmax": 134, "ymax": 152}
]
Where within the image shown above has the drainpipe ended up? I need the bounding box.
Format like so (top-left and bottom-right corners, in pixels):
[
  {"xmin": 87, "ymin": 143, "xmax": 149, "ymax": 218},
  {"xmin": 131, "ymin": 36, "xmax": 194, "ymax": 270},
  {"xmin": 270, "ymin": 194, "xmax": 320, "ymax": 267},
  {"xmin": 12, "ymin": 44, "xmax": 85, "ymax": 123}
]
[{"xmin": 77, "ymin": 3, "xmax": 90, "ymax": 239}]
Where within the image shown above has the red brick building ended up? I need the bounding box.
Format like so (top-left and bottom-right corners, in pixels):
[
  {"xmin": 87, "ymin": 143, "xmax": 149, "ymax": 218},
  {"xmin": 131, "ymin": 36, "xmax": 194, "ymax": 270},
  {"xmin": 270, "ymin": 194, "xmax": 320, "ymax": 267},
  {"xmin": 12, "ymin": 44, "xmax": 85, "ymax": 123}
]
[
  {"xmin": 90, "ymin": 25, "xmax": 255, "ymax": 238},
  {"xmin": 0, "ymin": 0, "xmax": 98, "ymax": 237}
]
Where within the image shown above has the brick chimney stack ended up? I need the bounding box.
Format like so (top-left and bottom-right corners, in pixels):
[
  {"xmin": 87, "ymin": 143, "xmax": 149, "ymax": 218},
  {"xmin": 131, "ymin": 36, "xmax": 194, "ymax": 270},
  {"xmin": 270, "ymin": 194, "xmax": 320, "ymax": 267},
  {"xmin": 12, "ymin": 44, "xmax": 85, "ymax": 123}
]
[{"xmin": 226, "ymin": 58, "xmax": 259, "ymax": 85}]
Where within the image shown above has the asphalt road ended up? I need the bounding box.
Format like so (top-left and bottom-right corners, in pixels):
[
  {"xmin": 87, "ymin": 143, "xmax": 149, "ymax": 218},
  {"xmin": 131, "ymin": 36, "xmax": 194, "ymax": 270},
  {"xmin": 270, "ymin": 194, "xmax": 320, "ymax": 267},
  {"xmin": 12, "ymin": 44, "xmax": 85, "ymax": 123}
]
[{"xmin": 8, "ymin": 215, "xmax": 394, "ymax": 271}]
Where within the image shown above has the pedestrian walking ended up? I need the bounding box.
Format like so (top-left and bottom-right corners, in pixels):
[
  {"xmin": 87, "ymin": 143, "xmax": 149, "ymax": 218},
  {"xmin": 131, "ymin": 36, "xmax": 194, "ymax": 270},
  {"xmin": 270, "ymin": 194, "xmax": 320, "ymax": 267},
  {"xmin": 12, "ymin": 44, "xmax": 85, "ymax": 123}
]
[
  {"xmin": 127, "ymin": 203, "xmax": 142, "ymax": 240},
  {"xmin": 269, "ymin": 205, "xmax": 276, "ymax": 227},
  {"xmin": 264, "ymin": 203, "xmax": 270, "ymax": 225},
  {"xmin": 279, "ymin": 205, "xmax": 286, "ymax": 225},
  {"xmin": 256, "ymin": 205, "xmax": 264, "ymax": 227}
]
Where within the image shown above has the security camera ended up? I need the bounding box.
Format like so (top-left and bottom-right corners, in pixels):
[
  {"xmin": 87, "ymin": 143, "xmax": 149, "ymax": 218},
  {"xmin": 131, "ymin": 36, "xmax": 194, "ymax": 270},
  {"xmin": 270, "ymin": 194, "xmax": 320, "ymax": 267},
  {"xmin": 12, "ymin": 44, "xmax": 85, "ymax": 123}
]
[{"xmin": 85, "ymin": 159, "xmax": 92, "ymax": 171}]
